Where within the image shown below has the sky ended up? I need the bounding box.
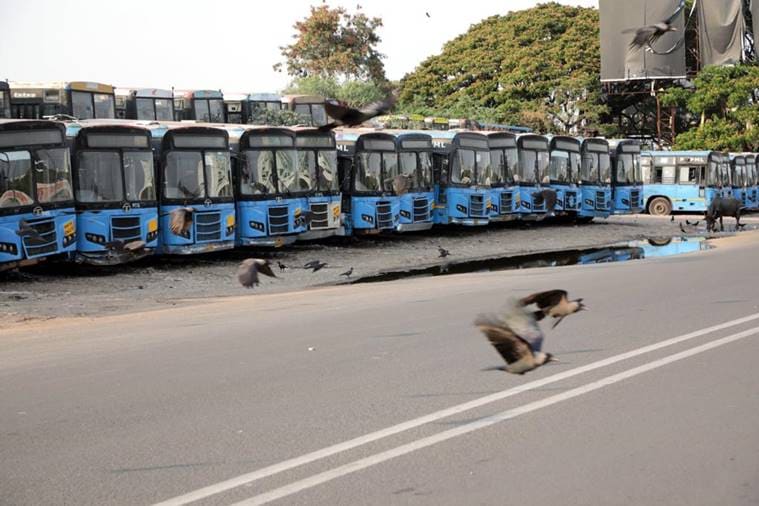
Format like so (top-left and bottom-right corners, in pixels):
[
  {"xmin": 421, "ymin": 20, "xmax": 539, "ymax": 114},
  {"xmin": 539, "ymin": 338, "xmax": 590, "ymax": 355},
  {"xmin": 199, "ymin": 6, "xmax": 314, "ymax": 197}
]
[{"xmin": 0, "ymin": 0, "xmax": 597, "ymax": 93}]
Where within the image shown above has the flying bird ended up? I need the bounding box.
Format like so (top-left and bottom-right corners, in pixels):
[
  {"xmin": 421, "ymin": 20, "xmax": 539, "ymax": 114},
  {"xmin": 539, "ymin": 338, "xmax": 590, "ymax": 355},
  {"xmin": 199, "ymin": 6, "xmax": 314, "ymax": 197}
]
[
  {"xmin": 686, "ymin": 220, "xmax": 700, "ymax": 227},
  {"xmin": 340, "ymin": 267, "xmax": 353, "ymax": 278},
  {"xmin": 277, "ymin": 261, "xmax": 287, "ymax": 272},
  {"xmin": 474, "ymin": 297, "xmax": 555, "ymax": 375},
  {"xmin": 520, "ymin": 289, "xmax": 586, "ymax": 329},
  {"xmin": 15, "ymin": 220, "xmax": 45, "ymax": 245},
  {"xmin": 294, "ymin": 210, "xmax": 313, "ymax": 229},
  {"xmin": 532, "ymin": 189, "xmax": 558, "ymax": 215},
  {"xmin": 319, "ymin": 93, "xmax": 397, "ymax": 131},
  {"xmin": 169, "ymin": 207, "xmax": 195, "ymax": 236},
  {"xmin": 237, "ymin": 258, "xmax": 277, "ymax": 288},
  {"xmin": 623, "ymin": 1, "xmax": 682, "ymax": 52},
  {"xmin": 438, "ymin": 246, "xmax": 450, "ymax": 258},
  {"xmin": 425, "ymin": 11, "xmax": 431, "ymax": 18}
]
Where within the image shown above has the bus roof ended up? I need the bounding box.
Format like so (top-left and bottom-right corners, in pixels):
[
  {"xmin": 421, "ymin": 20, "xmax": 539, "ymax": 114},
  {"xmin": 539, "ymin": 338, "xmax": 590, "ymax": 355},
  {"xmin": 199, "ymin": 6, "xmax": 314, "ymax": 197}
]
[
  {"xmin": 133, "ymin": 88, "xmax": 173, "ymax": 99},
  {"xmin": 68, "ymin": 81, "xmax": 115, "ymax": 94},
  {"xmin": 547, "ymin": 135, "xmax": 581, "ymax": 152},
  {"xmin": 247, "ymin": 93, "xmax": 281, "ymax": 102},
  {"xmin": 0, "ymin": 81, "xmax": 9, "ymax": 91},
  {"xmin": 0, "ymin": 119, "xmax": 67, "ymax": 147}
]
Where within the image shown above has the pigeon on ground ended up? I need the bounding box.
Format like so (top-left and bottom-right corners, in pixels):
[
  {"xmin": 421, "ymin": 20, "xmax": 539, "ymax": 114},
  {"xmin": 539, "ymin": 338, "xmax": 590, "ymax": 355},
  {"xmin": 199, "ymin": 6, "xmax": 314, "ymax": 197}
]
[
  {"xmin": 340, "ymin": 267, "xmax": 353, "ymax": 278},
  {"xmin": 438, "ymin": 246, "xmax": 450, "ymax": 258},
  {"xmin": 520, "ymin": 289, "xmax": 586, "ymax": 329},
  {"xmin": 237, "ymin": 258, "xmax": 277, "ymax": 288},
  {"xmin": 623, "ymin": 1, "xmax": 682, "ymax": 52},
  {"xmin": 319, "ymin": 94, "xmax": 397, "ymax": 131},
  {"xmin": 277, "ymin": 261, "xmax": 287, "ymax": 272},
  {"xmin": 169, "ymin": 207, "xmax": 195, "ymax": 236},
  {"xmin": 475, "ymin": 297, "xmax": 555, "ymax": 375}
]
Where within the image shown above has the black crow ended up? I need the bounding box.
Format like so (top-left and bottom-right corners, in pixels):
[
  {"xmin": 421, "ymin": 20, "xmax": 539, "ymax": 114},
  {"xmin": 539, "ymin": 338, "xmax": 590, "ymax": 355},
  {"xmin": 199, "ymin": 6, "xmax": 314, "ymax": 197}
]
[
  {"xmin": 623, "ymin": 1, "xmax": 682, "ymax": 52},
  {"xmin": 319, "ymin": 93, "xmax": 397, "ymax": 131},
  {"xmin": 438, "ymin": 246, "xmax": 450, "ymax": 258},
  {"xmin": 303, "ymin": 260, "xmax": 323, "ymax": 270},
  {"xmin": 475, "ymin": 298, "xmax": 555, "ymax": 375},
  {"xmin": 340, "ymin": 267, "xmax": 353, "ymax": 278},
  {"xmin": 237, "ymin": 258, "xmax": 277, "ymax": 288},
  {"xmin": 520, "ymin": 289, "xmax": 586, "ymax": 329},
  {"xmin": 169, "ymin": 207, "xmax": 195, "ymax": 236},
  {"xmin": 686, "ymin": 219, "xmax": 700, "ymax": 226},
  {"xmin": 309, "ymin": 261, "xmax": 328, "ymax": 273},
  {"xmin": 277, "ymin": 261, "xmax": 287, "ymax": 272}
]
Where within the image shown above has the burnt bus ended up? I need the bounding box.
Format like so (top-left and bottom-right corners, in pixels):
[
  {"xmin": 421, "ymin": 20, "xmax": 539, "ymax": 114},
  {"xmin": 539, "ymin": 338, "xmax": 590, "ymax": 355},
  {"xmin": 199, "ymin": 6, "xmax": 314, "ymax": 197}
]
[{"xmin": 173, "ymin": 90, "xmax": 225, "ymax": 122}]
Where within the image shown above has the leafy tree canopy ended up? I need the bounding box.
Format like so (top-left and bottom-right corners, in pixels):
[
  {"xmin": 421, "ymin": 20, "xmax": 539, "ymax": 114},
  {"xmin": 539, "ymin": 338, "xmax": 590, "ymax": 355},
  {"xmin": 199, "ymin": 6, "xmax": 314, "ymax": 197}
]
[
  {"xmin": 398, "ymin": 3, "xmax": 608, "ymax": 134},
  {"xmin": 276, "ymin": 5, "xmax": 386, "ymax": 82},
  {"xmin": 282, "ymin": 75, "xmax": 389, "ymax": 108},
  {"xmin": 664, "ymin": 64, "xmax": 759, "ymax": 151}
]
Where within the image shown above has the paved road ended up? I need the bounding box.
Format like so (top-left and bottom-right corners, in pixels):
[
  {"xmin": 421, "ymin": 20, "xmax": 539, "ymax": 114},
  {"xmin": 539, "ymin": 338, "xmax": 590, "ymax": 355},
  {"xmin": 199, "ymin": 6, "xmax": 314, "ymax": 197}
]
[{"xmin": 2, "ymin": 234, "xmax": 759, "ymax": 505}]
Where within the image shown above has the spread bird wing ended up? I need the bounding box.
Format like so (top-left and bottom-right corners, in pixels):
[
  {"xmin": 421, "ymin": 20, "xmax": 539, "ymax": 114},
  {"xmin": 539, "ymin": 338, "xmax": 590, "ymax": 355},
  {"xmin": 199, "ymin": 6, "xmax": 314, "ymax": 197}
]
[
  {"xmin": 359, "ymin": 93, "xmax": 397, "ymax": 118},
  {"xmin": 170, "ymin": 208, "xmax": 193, "ymax": 235},
  {"xmin": 256, "ymin": 260, "xmax": 277, "ymax": 279},
  {"xmin": 237, "ymin": 260, "xmax": 259, "ymax": 288},
  {"xmin": 475, "ymin": 312, "xmax": 540, "ymax": 364},
  {"xmin": 520, "ymin": 289, "xmax": 568, "ymax": 310},
  {"xmin": 324, "ymin": 101, "xmax": 352, "ymax": 123}
]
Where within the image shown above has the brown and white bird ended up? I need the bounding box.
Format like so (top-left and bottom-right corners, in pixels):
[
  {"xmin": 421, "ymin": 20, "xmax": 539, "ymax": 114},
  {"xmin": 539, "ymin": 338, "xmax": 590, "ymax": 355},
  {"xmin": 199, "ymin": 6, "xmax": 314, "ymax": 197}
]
[
  {"xmin": 319, "ymin": 93, "xmax": 397, "ymax": 131},
  {"xmin": 520, "ymin": 289, "xmax": 586, "ymax": 329},
  {"xmin": 623, "ymin": 1, "xmax": 682, "ymax": 52},
  {"xmin": 475, "ymin": 297, "xmax": 555, "ymax": 375},
  {"xmin": 169, "ymin": 207, "xmax": 195, "ymax": 236},
  {"xmin": 237, "ymin": 258, "xmax": 277, "ymax": 288},
  {"xmin": 104, "ymin": 239, "xmax": 146, "ymax": 253}
]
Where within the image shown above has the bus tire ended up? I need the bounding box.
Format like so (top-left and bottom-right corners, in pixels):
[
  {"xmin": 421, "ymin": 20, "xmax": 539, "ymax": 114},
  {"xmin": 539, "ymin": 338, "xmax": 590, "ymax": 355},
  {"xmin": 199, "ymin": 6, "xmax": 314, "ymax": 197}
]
[{"xmin": 648, "ymin": 197, "xmax": 672, "ymax": 216}]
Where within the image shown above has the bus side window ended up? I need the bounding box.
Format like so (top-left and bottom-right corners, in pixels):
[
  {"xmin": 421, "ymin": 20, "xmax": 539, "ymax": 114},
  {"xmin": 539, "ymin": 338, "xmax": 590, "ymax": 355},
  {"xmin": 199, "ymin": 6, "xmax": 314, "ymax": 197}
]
[
  {"xmin": 661, "ymin": 166, "xmax": 676, "ymax": 184},
  {"xmin": 679, "ymin": 166, "xmax": 697, "ymax": 184},
  {"xmin": 699, "ymin": 166, "xmax": 706, "ymax": 186},
  {"xmin": 654, "ymin": 165, "xmax": 663, "ymax": 184}
]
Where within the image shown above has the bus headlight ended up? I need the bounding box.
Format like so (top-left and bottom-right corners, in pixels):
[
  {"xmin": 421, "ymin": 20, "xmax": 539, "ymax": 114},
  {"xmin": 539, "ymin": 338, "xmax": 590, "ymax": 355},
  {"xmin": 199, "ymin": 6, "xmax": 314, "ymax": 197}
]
[
  {"xmin": 0, "ymin": 242, "xmax": 18, "ymax": 255},
  {"xmin": 85, "ymin": 233, "xmax": 106, "ymax": 244}
]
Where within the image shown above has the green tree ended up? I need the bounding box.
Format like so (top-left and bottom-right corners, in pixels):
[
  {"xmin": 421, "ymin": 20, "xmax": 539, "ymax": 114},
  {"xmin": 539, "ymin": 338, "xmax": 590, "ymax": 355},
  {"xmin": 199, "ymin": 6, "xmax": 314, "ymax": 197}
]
[
  {"xmin": 666, "ymin": 64, "xmax": 759, "ymax": 151},
  {"xmin": 276, "ymin": 5, "xmax": 386, "ymax": 82},
  {"xmin": 398, "ymin": 3, "xmax": 610, "ymax": 134},
  {"xmin": 283, "ymin": 75, "xmax": 390, "ymax": 108}
]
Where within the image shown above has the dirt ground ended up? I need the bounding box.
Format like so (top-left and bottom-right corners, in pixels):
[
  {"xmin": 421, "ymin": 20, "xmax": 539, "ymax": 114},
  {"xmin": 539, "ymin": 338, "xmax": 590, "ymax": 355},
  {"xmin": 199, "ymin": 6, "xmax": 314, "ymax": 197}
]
[{"xmin": 2, "ymin": 213, "xmax": 758, "ymax": 324}]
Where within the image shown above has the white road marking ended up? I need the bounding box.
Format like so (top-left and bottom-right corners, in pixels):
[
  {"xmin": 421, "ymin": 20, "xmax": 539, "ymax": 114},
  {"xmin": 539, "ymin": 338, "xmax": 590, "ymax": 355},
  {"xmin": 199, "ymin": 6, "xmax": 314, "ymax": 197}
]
[
  {"xmin": 153, "ymin": 312, "xmax": 759, "ymax": 506},
  {"xmin": 233, "ymin": 325, "xmax": 759, "ymax": 506}
]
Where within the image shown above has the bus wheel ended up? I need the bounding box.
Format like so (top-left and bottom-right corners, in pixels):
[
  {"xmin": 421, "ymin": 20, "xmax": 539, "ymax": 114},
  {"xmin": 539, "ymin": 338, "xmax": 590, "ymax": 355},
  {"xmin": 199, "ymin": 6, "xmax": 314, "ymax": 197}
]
[{"xmin": 648, "ymin": 197, "xmax": 671, "ymax": 216}]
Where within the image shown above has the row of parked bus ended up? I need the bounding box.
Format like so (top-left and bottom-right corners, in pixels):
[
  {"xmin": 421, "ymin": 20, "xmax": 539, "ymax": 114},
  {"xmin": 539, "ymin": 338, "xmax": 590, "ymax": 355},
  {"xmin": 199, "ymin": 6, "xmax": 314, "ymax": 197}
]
[{"xmin": 0, "ymin": 81, "xmax": 331, "ymax": 127}]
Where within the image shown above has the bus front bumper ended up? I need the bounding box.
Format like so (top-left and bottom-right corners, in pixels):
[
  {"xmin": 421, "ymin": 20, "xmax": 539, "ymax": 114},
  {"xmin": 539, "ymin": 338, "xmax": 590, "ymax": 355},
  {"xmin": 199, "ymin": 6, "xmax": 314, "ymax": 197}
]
[
  {"xmin": 238, "ymin": 236, "xmax": 298, "ymax": 248},
  {"xmin": 162, "ymin": 241, "xmax": 235, "ymax": 255},
  {"xmin": 396, "ymin": 221, "xmax": 434, "ymax": 232}
]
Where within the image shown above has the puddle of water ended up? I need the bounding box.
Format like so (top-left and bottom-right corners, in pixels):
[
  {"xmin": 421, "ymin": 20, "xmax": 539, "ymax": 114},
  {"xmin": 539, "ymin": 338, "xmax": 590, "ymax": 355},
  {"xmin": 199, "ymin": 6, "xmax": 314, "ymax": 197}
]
[{"xmin": 350, "ymin": 237, "xmax": 711, "ymax": 284}]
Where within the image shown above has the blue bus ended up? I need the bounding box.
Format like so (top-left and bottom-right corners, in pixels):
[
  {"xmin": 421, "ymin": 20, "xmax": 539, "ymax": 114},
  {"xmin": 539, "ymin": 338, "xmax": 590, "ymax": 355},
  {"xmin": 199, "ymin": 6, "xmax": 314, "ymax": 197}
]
[
  {"xmin": 547, "ymin": 135, "xmax": 582, "ymax": 216},
  {"xmin": 0, "ymin": 119, "xmax": 77, "ymax": 270},
  {"xmin": 294, "ymin": 128, "xmax": 342, "ymax": 240},
  {"xmin": 387, "ymin": 131, "xmax": 434, "ymax": 232},
  {"xmin": 68, "ymin": 121, "xmax": 158, "ymax": 264},
  {"xmin": 484, "ymin": 131, "xmax": 520, "ymax": 222},
  {"xmin": 515, "ymin": 134, "xmax": 550, "ymax": 219},
  {"xmin": 578, "ymin": 138, "xmax": 612, "ymax": 220},
  {"xmin": 429, "ymin": 130, "xmax": 491, "ymax": 226},
  {"xmin": 336, "ymin": 130, "xmax": 400, "ymax": 234},
  {"xmin": 745, "ymin": 154, "xmax": 758, "ymax": 209},
  {"xmin": 608, "ymin": 139, "xmax": 643, "ymax": 214},
  {"xmin": 154, "ymin": 125, "xmax": 235, "ymax": 253},
  {"xmin": 730, "ymin": 154, "xmax": 748, "ymax": 207},
  {"xmin": 227, "ymin": 126, "xmax": 303, "ymax": 247},
  {"xmin": 640, "ymin": 151, "xmax": 726, "ymax": 215}
]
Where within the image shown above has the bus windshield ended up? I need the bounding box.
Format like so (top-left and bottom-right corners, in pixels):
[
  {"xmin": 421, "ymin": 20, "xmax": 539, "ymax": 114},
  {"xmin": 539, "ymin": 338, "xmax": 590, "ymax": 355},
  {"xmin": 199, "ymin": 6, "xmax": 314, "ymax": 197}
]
[
  {"xmin": 581, "ymin": 153, "xmax": 601, "ymax": 183},
  {"xmin": 164, "ymin": 151, "xmax": 205, "ymax": 199},
  {"xmin": 77, "ymin": 151, "xmax": 155, "ymax": 203},
  {"xmin": 194, "ymin": 99, "xmax": 225, "ymax": 122},
  {"xmin": 616, "ymin": 153, "xmax": 640, "ymax": 184},
  {"xmin": 517, "ymin": 149, "xmax": 547, "ymax": 184},
  {"xmin": 34, "ymin": 148, "xmax": 73, "ymax": 203},
  {"xmin": 357, "ymin": 151, "xmax": 398, "ymax": 192},
  {"xmin": 548, "ymin": 150, "xmax": 571, "ymax": 183},
  {"xmin": 71, "ymin": 91, "xmax": 115, "ymax": 119},
  {"xmin": 599, "ymin": 153, "xmax": 611, "ymax": 183},
  {"xmin": 452, "ymin": 149, "xmax": 476, "ymax": 185},
  {"xmin": 490, "ymin": 148, "xmax": 517, "ymax": 184},
  {"xmin": 298, "ymin": 149, "xmax": 339, "ymax": 192},
  {"xmin": 203, "ymin": 151, "xmax": 232, "ymax": 197},
  {"xmin": 0, "ymin": 150, "xmax": 35, "ymax": 207},
  {"xmin": 241, "ymin": 150, "xmax": 276, "ymax": 195},
  {"xmin": 136, "ymin": 98, "xmax": 174, "ymax": 121},
  {"xmin": 399, "ymin": 151, "xmax": 433, "ymax": 190}
]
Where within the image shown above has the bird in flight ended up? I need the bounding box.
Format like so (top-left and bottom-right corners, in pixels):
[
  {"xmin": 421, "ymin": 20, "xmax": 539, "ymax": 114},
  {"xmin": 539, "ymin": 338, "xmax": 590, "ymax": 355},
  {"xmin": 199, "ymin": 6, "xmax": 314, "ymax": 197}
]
[
  {"xmin": 425, "ymin": 11, "xmax": 431, "ymax": 18},
  {"xmin": 686, "ymin": 219, "xmax": 700, "ymax": 227},
  {"xmin": 319, "ymin": 93, "xmax": 397, "ymax": 131},
  {"xmin": 304, "ymin": 260, "xmax": 328, "ymax": 272},
  {"xmin": 520, "ymin": 289, "xmax": 586, "ymax": 329},
  {"xmin": 623, "ymin": 1, "xmax": 682, "ymax": 52},
  {"xmin": 340, "ymin": 267, "xmax": 354, "ymax": 278},
  {"xmin": 237, "ymin": 258, "xmax": 277, "ymax": 288},
  {"xmin": 169, "ymin": 207, "xmax": 195, "ymax": 237},
  {"xmin": 532, "ymin": 189, "xmax": 558, "ymax": 216},
  {"xmin": 475, "ymin": 297, "xmax": 554, "ymax": 375},
  {"xmin": 438, "ymin": 246, "xmax": 450, "ymax": 258}
]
